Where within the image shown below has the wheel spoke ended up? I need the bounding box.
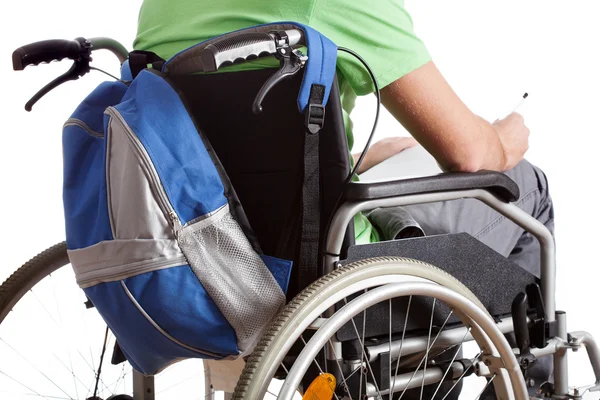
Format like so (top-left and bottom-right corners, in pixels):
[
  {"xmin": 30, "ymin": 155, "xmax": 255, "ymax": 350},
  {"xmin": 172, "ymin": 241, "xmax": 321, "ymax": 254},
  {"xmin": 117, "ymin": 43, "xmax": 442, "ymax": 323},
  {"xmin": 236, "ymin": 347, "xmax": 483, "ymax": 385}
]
[
  {"xmin": 359, "ymin": 306, "xmax": 366, "ymax": 398},
  {"xmin": 0, "ymin": 337, "xmax": 74, "ymax": 399},
  {"xmin": 389, "ymin": 299, "xmax": 392, "ymax": 399},
  {"xmin": 0, "ymin": 370, "xmax": 53, "ymax": 399},
  {"xmin": 157, "ymin": 372, "xmax": 202, "ymax": 394},
  {"xmin": 29, "ymin": 288, "xmax": 62, "ymax": 330},
  {"xmin": 50, "ymin": 275, "xmax": 79, "ymax": 400},
  {"xmin": 439, "ymin": 350, "xmax": 484, "ymax": 400},
  {"xmin": 30, "ymin": 285, "xmax": 82, "ymax": 395},
  {"xmin": 76, "ymin": 345, "xmax": 111, "ymax": 395},
  {"xmin": 430, "ymin": 326, "xmax": 472, "ymax": 400},
  {"xmin": 299, "ymin": 336, "xmax": 341, "ymax": 400},
  {"xmin": 30, "ymin": 282, "xmax": 81, "ymax": 397},
  {"xmin": 343, "ymin": 295, "xmax": 383, "ymax": 399},
  {"xmin": 300, "ymin": 335, "xmax": 325, "ymax": 374},
  {"xmin": 420, "ymin": 299, "xmax": 437, "ymax": 400},
  {"xmin": 53, "ymin": 353, "xmax": 92, "ymax": 394},
  {"xmin": 328, "ymin": 339, "xmax": 354, "ymax": 400},
  {"xmin": 474, "ymin": 374, "xmax": 496, "ymax": 400},
  {"xmin": 392, "ymin": 295, "xmax": 412, "ymax": 393},
  {"xmin": 110, "ymin": 363, "xmax": 129, "ymax": 394},
  {"xmin": 397, "ymin": 309, "xmax": 455, "ymax": 400}
]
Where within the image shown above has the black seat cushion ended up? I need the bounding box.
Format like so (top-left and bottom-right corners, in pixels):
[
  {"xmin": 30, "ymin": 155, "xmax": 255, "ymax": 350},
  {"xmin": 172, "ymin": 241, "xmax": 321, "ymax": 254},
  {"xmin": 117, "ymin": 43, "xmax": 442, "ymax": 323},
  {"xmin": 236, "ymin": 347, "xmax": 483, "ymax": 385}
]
[{"xmin": 337, "ymin": 233, "xmax": 536, "ymax": 341}]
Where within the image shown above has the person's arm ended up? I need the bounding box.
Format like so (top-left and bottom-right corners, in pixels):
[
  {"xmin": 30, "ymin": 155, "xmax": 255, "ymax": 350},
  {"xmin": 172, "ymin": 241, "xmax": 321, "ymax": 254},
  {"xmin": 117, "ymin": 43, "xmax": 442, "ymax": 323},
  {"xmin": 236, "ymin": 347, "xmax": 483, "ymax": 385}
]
[{"xmin": 381, "ymin": 61, "xmax": 529, "ymax": 172}]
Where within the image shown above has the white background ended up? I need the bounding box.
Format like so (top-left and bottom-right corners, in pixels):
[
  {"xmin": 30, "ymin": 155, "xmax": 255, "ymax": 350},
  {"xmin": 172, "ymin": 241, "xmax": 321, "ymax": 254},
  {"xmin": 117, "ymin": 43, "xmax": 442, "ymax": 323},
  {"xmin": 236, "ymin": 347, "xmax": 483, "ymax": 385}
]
[{"xmin": 0, "ymin": 0, "xmax": 599, "ymax": 397}]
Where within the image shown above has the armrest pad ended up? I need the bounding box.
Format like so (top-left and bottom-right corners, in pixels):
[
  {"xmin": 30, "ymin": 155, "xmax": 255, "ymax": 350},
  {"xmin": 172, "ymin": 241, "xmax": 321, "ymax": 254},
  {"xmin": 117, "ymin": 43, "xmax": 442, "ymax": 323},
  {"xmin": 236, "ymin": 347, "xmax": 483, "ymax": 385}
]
[{"xmin": 345, "ymin": 171, "xmax": 520, "ymax": 203}]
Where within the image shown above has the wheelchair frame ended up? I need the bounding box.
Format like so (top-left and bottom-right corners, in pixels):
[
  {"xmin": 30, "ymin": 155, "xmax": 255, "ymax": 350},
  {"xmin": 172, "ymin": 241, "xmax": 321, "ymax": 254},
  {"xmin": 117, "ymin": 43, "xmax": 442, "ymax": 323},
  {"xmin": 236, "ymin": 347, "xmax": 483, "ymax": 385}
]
[
  {"xmin": 6, "ymin": 30, "xmax": 600, "ymax": 400},
  {"xmin": 321, "ymin": 187, "xmax": 600, "ymax": 399}
]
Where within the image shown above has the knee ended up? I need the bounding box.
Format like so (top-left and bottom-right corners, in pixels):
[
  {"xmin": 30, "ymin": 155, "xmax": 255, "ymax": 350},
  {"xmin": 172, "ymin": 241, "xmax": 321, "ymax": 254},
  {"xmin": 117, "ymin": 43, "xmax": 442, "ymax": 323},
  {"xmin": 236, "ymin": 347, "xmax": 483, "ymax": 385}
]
[
  {"xmin": 512, "ymin": 159, "xmax": 554, "ymax": 227},
  {"xmin": 509, "ymin": 159, "xmax": 551, "ymax": 198}
]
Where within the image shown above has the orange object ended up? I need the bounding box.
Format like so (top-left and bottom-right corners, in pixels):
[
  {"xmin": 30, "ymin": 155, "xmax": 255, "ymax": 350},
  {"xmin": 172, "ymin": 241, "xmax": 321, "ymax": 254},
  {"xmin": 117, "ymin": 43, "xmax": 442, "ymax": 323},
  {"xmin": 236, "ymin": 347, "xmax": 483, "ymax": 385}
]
[{"xmin": 302, "ymin": 373, "xmax": 337, "ymax": 400}]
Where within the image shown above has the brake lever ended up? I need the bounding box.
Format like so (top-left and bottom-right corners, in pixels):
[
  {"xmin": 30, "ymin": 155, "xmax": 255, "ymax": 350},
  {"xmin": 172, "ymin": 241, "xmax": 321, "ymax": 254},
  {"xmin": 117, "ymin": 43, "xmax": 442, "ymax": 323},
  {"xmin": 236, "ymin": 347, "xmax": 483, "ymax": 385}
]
[
  {"xmin": 24, "ymin": 38, "xmax": 91, "ymax": 111},
  {"xmin": 252, "ymin": 31, "xmax": 307, "ymax": 115}
]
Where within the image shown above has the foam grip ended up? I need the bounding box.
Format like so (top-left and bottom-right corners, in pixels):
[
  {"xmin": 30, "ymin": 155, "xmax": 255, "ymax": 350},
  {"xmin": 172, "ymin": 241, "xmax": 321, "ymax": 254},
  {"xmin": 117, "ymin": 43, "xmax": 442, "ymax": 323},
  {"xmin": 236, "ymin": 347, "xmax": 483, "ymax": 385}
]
[
  {"xmin": 12, "ymin": 39, "xmax": 81, "ymax": 71},
  {"xmin": 201, "ymin": 33, "xmax": 276, "ymax": 72}
]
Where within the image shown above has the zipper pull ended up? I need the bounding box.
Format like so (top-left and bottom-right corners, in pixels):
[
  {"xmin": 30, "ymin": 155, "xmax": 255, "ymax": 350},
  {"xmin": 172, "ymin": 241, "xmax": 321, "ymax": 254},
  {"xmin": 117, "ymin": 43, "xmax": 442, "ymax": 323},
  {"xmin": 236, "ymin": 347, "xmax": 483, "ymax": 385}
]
[{"xmin": 169, "ymin": 211, "xmax": 182, "ymax": 236}]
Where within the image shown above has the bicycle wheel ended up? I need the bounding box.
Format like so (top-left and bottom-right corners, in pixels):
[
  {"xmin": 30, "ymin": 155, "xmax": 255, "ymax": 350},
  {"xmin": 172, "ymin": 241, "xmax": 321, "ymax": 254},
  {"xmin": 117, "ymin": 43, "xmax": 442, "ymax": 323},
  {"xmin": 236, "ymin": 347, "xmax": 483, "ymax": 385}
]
[
  {"xmin": 0, "ymin": 242, "xmax": 218, "ymax": 400},
  {"xmin": 234, "ymin": 257, "xmax": 528, "ymax": 400}
]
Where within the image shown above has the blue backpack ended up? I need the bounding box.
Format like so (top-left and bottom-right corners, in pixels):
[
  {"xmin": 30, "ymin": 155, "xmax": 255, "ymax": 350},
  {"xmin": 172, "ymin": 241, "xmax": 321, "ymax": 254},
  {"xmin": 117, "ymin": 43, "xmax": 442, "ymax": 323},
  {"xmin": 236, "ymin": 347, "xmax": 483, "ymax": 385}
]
[{"xmin": 62, "ymin": 23, "xmax": 337, "ymax": 374}]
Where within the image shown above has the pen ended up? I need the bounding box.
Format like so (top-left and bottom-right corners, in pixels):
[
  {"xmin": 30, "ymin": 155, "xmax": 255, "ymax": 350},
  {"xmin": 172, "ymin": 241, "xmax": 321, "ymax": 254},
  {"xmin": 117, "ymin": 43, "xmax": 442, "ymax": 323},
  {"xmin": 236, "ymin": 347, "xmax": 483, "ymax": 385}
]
[
  {"xmin": 510, "ymin": 92, "xmax": 529, "ymax": 114},
  {"xmin": 495, "ymin": 92, "xmax": 528, "ymax": 122}
]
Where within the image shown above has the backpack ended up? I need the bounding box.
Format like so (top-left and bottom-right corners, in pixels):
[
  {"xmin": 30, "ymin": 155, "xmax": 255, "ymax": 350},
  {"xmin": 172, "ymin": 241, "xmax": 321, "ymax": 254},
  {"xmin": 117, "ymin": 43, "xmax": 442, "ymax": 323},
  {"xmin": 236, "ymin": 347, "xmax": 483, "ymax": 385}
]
[{"xmin": 62, "ymin": 22, "xmax": 337, "ymax": 374}]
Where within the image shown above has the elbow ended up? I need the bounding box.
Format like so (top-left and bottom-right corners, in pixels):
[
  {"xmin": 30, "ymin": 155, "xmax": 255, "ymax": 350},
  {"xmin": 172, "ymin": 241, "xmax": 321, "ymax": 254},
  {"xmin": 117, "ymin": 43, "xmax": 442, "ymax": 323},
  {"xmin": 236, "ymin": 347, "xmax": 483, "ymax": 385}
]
[
  {"xmin": 443, "ymin": 150, "xmax": 486, "ymax": 173},
  {"xmin": 447, "ymin": 159, "xmax": 483, "ymax": 173}
]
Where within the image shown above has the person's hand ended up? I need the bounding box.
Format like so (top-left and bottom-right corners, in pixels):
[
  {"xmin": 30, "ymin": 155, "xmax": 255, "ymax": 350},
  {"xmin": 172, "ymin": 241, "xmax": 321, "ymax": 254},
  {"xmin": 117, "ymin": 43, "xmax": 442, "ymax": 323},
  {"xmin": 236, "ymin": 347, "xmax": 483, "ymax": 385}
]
[
  {"xmin": 353, "ymin": 136, "xmax": 418, "ymax": 174},
  {"xmin": 492, "ymin": 112, "xmax": 530, "ymax": 171}
]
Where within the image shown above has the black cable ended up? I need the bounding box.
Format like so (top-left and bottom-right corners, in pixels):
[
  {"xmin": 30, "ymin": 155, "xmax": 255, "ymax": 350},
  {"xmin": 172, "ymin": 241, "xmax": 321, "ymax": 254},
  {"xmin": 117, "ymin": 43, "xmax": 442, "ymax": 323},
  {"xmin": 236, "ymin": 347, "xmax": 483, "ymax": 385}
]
[
  {"xmin": 320, "ymin": 47, "xmax": 381, "ymax": 269},
  {"xmin": 90, "ymin": 66, "xmax": 120, "ymax": 81},
  {"xmin": 337, "ymin": 46, "xmax": 381, "ymax": 184}
]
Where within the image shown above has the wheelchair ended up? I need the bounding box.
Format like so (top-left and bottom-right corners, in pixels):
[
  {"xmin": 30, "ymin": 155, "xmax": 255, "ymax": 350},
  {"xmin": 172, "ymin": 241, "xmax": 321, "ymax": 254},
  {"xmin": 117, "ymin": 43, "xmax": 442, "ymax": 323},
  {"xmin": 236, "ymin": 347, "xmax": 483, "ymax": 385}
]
[{"xmin": 2, "ymin": 26, "xmax": 600, "ymax": 400}]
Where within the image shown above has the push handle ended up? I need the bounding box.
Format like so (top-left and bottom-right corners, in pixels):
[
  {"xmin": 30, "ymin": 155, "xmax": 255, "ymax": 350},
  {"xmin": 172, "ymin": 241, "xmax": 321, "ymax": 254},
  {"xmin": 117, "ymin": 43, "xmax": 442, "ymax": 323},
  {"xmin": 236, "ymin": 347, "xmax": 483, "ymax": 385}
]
[
  {"xmin": 12, "ymin": 37, "xmax": 128, "ymax": 111},
  {"xmin": 13, "ymin": 39, "xmax": 82, "ymax": 70},
  {"xmin": 201, "ymin": 29, "xmax": 303, "ymax": 72}
]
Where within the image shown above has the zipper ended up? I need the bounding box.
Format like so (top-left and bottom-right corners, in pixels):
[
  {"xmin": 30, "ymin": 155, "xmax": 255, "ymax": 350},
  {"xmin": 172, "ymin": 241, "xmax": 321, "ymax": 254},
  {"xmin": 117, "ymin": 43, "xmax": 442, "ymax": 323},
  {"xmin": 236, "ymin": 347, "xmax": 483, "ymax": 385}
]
[
  {"xmin": 76, "ymin": 255, "xmax": 188, "ymax": 288},
  {"xmin": 182, "ymin": 204, "xmax": 227, "ymax": 229},
  {"xmin": 63, "ymin": 118, "xmax": 104, "ymax": 138},
  {"xmin": 105, "ymin": 107, "xmax": 182, "ymax": 236}
]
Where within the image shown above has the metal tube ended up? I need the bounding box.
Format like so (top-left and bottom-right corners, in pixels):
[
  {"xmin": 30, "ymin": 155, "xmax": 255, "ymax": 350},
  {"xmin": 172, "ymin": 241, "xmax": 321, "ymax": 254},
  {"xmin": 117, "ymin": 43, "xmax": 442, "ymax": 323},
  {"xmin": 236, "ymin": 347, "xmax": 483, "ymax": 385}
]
[
  {"xmin": 365, "ymin": 362, "xmax": 464, "ymax": 397},
  {"xmin": 89, "ymin": 37, "xmax": 129, "ymax": 64},
  {"xmin": 366, "ymin": 317, "xmax": 516, "ymax": 363},
  {"xmin": 325, "ymin": 189, "xmax": 556, "ymax": 321},
  {"xmin": 553, "ymin": 311, "xmax": 569, "ymax": 396},
  {"xmin": 569, "ymin": 331, "xmax": 600, "ymax": 386},
  {"xmin": 133, "ymin": 370, "xmax": 155, "ymax": 400},
  {"xmin": 528, "ymin": 338, "xmax": 561, "ymax": 359},
  {"xmin": 204, "ymin": 365, "xmax": 215, "ymax": 400},
  {"xmin": 327, "ymin": 339, "xmax": 342, "ymax": 361}
]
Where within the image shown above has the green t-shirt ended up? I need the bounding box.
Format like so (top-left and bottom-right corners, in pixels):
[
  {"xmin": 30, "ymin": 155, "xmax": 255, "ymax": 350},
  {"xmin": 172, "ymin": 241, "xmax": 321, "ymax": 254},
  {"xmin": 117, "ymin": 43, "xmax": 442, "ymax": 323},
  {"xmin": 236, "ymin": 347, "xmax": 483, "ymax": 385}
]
[{"xmin": 134, "ymin": 0, "xmax": 431, "ymax": 244}]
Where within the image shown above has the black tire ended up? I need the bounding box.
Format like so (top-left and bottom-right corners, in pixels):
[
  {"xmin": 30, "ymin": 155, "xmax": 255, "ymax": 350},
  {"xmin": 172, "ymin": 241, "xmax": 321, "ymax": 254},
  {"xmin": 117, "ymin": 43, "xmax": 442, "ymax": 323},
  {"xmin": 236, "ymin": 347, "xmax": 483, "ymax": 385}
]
[{"xmin": 0, "ymin": 241, "xmax": 69, "ymax": 323}]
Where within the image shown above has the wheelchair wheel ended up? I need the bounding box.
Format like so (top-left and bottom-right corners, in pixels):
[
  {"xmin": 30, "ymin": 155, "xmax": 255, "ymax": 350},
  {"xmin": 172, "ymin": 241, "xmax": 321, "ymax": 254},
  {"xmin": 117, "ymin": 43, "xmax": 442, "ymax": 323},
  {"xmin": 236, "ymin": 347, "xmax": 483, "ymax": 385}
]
[
  {"xmin": 234, "ymin": 257, "xmax": 528, "ymax": 400},
  {"xmin": 0, "ymin": 242, "xmax": 217, "ymax": 400}
]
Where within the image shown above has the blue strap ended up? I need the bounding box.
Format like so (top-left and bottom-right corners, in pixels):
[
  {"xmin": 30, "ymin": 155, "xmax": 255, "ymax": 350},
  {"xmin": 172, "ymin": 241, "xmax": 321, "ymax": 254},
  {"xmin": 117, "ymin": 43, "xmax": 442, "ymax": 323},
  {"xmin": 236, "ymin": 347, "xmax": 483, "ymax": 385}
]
[
  {"xmin": 293, "ymin": 23, "xmax": 338, "ymax": 112},
  {"xmin": 120, "ymin": 59, "xmax": 133, "ymax": 81},
  {"xmin": 161, "ymin": 22, "xmax": 338, "ymax": 113}
]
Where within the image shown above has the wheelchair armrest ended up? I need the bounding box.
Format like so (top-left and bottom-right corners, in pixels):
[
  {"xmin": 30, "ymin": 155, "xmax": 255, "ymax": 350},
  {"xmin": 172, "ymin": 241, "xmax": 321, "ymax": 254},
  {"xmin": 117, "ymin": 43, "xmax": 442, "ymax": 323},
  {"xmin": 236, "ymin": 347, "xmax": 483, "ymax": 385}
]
[{"xmin": 344, "ymin": 171, "xmax": 520, "ymax": 203}]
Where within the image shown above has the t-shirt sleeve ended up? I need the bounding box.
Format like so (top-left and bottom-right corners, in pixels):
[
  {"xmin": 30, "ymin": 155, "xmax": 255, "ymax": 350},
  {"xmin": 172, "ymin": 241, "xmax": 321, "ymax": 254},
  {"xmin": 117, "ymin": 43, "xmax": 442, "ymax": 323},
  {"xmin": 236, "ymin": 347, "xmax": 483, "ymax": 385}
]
[{"xmin": 309, "ymin": 0, "xmax": 431, "ymax": 96}]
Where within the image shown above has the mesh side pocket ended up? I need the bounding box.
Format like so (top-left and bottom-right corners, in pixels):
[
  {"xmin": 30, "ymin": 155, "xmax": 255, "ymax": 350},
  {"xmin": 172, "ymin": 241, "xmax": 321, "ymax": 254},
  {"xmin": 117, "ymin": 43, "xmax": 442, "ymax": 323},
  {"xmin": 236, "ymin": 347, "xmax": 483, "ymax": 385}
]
[{"xmin": 178, "ymin": 205, "xmax": 286, "ymax": 353}]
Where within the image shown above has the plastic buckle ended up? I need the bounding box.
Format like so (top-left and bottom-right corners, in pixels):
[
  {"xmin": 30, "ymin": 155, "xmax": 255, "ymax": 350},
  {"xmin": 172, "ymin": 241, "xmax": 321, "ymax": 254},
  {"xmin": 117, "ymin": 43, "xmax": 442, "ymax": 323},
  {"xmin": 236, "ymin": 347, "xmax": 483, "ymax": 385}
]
[{"xmin": 305, "ymin": 103, "xmax": 325, "ymax": 134}]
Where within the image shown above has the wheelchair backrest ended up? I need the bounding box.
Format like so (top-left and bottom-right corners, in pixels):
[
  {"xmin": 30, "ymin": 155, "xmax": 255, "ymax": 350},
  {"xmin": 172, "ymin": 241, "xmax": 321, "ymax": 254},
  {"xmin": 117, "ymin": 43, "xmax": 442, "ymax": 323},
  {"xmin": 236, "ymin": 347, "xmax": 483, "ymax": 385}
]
[{"xmin": 170, "ymin": 68, "xmax": 354, "ymax": 298}]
